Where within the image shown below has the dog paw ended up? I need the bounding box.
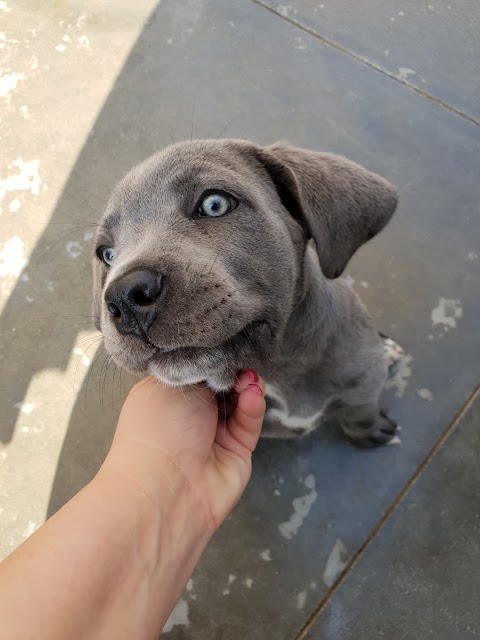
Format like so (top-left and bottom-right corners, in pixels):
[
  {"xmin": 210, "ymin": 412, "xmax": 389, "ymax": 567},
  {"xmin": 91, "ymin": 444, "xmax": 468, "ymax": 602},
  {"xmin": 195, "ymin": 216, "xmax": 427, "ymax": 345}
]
[
  {"xmin": 350, "ymin": 412, "xmax": 400, "ymax": 449},
  {"xmin": 382, "ymin": 336, "xmax": 404, "ymax": 369}
]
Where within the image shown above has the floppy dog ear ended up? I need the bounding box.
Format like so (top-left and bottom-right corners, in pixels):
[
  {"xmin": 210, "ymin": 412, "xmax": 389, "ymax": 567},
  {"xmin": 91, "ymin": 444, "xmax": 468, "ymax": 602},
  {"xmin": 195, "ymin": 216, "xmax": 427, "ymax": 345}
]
[{"xmin": 256, "ymin": 143, "xmax": 398, "ymax": 279}]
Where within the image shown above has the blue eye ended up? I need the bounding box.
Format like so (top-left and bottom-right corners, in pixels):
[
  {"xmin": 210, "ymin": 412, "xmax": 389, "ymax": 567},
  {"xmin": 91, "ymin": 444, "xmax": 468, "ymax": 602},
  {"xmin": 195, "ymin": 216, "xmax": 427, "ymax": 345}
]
[
  {"xmin": 99, "ymin": 246, "xmax": 115, "ymax": 265},
  {"xmin": 198, "ymin": 192, "xmax": 235, "ymax": 217}
]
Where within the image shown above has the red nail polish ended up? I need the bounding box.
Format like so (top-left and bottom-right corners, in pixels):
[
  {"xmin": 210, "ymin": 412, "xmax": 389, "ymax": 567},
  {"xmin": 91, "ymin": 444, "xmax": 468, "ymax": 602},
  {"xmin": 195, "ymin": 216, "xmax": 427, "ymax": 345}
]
[
  {"xmin": 248, "ymin": 383, "xmax": 263, "ymax": 396},
  {"xmin": 243, "ymin": 368, "xmax": 259, "ymax": 383}
]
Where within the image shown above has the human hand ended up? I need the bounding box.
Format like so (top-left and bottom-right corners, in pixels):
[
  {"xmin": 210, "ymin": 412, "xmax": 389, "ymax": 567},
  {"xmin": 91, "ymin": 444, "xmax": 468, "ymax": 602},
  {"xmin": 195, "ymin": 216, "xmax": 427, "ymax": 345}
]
[{"xmin": 104, "ymin": 371, "xmax": 266, "ymax": 534}]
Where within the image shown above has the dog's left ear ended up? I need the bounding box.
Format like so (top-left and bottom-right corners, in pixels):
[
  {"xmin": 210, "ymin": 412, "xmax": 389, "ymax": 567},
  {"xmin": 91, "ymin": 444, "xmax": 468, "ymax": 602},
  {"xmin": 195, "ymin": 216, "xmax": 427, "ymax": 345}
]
[{"xmin": 256, "ymin": 143, "xmax": 398, "ymax": 278}]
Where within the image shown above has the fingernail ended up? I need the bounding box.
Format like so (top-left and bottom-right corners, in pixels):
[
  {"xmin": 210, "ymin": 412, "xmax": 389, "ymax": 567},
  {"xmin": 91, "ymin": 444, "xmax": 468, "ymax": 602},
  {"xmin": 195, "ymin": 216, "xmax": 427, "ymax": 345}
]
[
  {"xmin": 248, "ymin": 383, "xmax": 263, "ymax": 396},
  {"xmin": 243, "ymin": 368, "xmax": 259, "ymax": 383}
]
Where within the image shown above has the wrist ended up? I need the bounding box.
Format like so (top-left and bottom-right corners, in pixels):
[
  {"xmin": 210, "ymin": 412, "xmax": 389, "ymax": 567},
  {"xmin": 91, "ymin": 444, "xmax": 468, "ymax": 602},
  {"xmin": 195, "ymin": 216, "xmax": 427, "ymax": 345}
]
[{"xmin": 92, "ymin": 453, "xmax": 213, "ymax": 633}]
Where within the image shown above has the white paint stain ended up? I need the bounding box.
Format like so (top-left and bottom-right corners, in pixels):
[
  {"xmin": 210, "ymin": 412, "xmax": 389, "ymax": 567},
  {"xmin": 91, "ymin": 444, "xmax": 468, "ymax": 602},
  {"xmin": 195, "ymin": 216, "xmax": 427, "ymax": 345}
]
[
  {"xmin": 360, "ymin": 280, "xmax": 369, "ymax": 288},
  {"xmin": 417, "ymin": 388, "xmax": 433, "ymax": 401},
  {"xmin": 278, "ymin": 474, "xmax": 318, "ymax": 540},
  {"xmin": 9, "ymin": 196, "xmax": 21, "ymax": 212},
  {"xmin": 0, "ymin": 236, "xmax": 28, "ymax": 277},
  {"xmin": 277, "ymin": 5, "xmax": 291, "ymax": 17},
  {"xmin": 83, "ymin": 230, "xmax": 94, "ymax": 242},
  {"xmin": 398, "ymin": 67, "xmax": 416, "ymax": 81},
  {"xmin": 65, "ymin": 240, "xmax": 82, "ymax": 258},
  {"xmin": 25, "ymin": 295, "xmax": 33, "ymax": 303},
  {"xmin": 77, "ymin": 34, "xmax": 90, "ymax": 48},
  {"xmin": 279, "ymin": 477, "xmax": 284, "ymax": 485},
  {"xmin": 431, "ymin": 298, "xmax": 463, "ymax": 329},
  {"xmin": 387, "ymin": 435, "xmax": 402, "ymax": 446},
  {"xmin": 163, "ymin": 597, "xmax": 189, "ymax": 633},
  {"xmin": 23, "ymin": 521, "xmax": 37, "ymax": 538},
  {"xmin": 245, "ymin": 578, "xmax": 253, "ymax": 588},
  {"xmin": 223, "ymin": 573, "xmax": 236, "ymax": 594},
  {"xmin": 274, "ymin": 489, "xmax": 281, "ymax": 496},
  {"xmin": 467, "ymin": 251, "xmax": 478, "ymax": 260},
  {"xmin": 14, "ymin": 401, "xmax": 34, "ymax": 414},
  {"xmin": 297, "ymin": 590, "xmax": 307, "ymax": 610},
  {"xmin": 76, "ymin": 13, "xmax": 88, "ymax": 30},
  {"xmin": 385, "ymin": 354, "xmax": 413, "ymax": 398},
  {"xmin": 323, "ymin": 539, "xmax": 348, "ymax": 587},
  {"xmin": 0, "ymin": 1, "xmax": 11, "ymax": 11},
  {"xmin": 0, "ymin": 72, "xmax": 24, "ymax": 99},
  {"xmin": 260, "ymin": 549, "xmax": 271, "ymax": 562},
  {"xmin": 74, "ymin": 348, "xmax": 91, "ymax": 366},
  {"xmin": 0, "ymin": 158, "xmax": 41, "ymax": 213},
  {"xmin": 47, "ymin": 280, "xmax": 54, "ymax": 291},
  {"xmin": 55, "ymin": 44, "xmax": 66, "ymax": 52}
]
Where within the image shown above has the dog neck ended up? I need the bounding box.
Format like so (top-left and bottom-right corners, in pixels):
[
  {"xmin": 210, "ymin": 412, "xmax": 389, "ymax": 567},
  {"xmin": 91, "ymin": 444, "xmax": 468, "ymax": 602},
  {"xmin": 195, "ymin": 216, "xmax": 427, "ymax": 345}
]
[{"xmin": 278, "ymin": 243, "xmax": 339, "ymax": 365}]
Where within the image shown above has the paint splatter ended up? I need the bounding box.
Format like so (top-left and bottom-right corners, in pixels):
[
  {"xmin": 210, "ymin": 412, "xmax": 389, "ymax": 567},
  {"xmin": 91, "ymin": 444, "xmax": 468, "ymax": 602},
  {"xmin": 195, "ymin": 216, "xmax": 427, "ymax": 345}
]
[
  {"xmin": 0, "ymin": 71, "xmax": 24, "ymax": 99},
  {"xmin": 260, "ymin": 549, "xmax": 271, "ymax": 562},
  {"xmin": 398, "ymin": 68, "xmax": 416, "ymax": 81},
  {"xmin": 297, "ymin": 591, "xmax": 307, "ymax": 610},
  {"xmin": 23, "ymin": 521, "xmax": 37, "ymax": 538},
  {"xmin": 417, "ymin": 388, "xmax": 433, "ymax": 401},
  {"xmin": 14, "ymin": 401, "xmax": 34, "ymax": 414},
  {"xmin": 55, "ymin": 44, "xmax": 66, "ymax": 52},
  {"xmin": 65, "ymin": 241, "xmax": 82, "ymax": 258},
  {"xmin": 323, "ymin": 539, "xmax": 348, "ymax": 587},
  {"xmin": 0, "ymin": 1, "xmax": 11, "ymax": 11},
  {"xmin": 0, "ymin": 158, "xmax": 41, "ymax": 213},
  {"xmin": 245, "ymin": 578, "xmax": 253, "ymax": 588},
  {"xmin": 387, "ymin": 435, "xmax": 402, "ymax": 446},
  {"xmin": 163, "ymin": 598, "xmax": 189, "ymax": 633},
  {"xmin": 467, "ymin": 252, "xmax": 478, "ymax": 260},
  {"xmin": 278, "ymin": 474, "xmax": 318, "ymax": 540},
  {"xmin": 0, "ymin": 236, "xmax": 28, "ymax": 277},
  {"xmin": 431, "ymin": 298, "xmax": 462, "ymax": 329},
  {"xmin": 277, "ymin": 5, "xmax": 291, "ymax": 17},
  {"xmin": 385, "ymin": 354, "xmax": 413, "ymax": 398}
]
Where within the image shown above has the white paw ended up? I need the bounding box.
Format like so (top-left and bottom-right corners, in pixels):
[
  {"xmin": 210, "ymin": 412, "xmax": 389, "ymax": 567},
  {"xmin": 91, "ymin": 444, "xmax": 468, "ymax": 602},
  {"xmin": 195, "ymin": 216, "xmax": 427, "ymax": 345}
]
[{"xmin": 382, "ymin": 336, "xmax": 404, "ymax": 369}]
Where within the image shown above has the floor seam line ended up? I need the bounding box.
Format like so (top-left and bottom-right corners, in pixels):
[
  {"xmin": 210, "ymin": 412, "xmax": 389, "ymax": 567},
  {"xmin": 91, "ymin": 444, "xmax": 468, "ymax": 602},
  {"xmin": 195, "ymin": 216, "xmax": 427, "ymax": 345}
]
[
  {"xmin": 250, "ymin": 0, "xmax": 480, "ymax": 127},
  {"xmin": 291, "ymin": 384, "xmax": 480, "ymax": 640}
]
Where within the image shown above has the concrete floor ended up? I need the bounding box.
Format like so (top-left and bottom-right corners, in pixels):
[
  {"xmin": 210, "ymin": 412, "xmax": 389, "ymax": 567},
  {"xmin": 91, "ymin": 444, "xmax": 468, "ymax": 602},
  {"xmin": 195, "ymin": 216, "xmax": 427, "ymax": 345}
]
[{"xmin": 1, "ymin": 1, "xmax": 479, "ymax": 638}]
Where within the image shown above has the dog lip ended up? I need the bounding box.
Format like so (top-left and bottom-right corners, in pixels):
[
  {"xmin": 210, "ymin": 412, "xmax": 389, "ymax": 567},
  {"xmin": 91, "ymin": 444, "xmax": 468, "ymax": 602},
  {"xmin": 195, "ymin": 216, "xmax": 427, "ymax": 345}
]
[{"xmin": 149, "ymin": 319, "xmax": 269, "ymax": 361}]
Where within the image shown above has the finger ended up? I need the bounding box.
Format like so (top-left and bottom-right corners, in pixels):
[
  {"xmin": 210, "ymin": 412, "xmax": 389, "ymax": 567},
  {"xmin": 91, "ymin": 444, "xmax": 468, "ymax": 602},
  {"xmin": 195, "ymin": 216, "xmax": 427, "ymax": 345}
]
[
  {"xmin": 224, "ymin": 381, "xmax": 266, "ymax": 454},
  {"xmin": 228, "ymin": 369, "xmax": 261, "ymax": 407}
]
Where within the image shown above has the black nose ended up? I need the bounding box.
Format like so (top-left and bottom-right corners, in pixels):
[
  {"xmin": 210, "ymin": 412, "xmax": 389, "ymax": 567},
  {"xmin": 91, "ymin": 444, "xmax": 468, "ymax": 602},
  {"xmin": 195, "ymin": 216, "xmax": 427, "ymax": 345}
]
[{"xmin": 104, "ymin": 269, "xmax": 163, "ymax": 338}]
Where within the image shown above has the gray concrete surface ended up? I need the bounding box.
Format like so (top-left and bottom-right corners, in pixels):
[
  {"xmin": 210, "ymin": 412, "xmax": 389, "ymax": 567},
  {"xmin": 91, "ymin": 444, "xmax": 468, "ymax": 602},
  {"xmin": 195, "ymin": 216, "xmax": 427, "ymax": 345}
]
[{"xmin": 0, "ymin": 1, "xmax": 479, "ymax": 639}]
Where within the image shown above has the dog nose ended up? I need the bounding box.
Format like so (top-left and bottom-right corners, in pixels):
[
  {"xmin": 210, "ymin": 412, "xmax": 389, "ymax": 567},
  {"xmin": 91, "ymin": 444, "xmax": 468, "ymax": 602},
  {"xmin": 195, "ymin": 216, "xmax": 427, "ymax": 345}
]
[{"xmin": 104, "ymin": 269, "xmax": 163, "ymax": 338}]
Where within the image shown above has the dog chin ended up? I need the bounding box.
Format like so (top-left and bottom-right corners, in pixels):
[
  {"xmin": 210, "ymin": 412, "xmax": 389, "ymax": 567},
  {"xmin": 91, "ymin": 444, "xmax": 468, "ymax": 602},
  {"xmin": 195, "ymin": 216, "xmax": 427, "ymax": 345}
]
[{"xmin": 147, "ymin": 359, "xmax": 236, "ymax": 392}]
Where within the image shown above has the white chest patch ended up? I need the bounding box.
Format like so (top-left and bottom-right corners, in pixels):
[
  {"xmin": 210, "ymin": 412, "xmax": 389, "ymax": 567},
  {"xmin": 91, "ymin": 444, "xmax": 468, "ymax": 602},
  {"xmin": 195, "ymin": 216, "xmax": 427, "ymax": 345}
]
[{"xmin": 265, "ymin": 383, "xmax": 324, "ymax": 432}]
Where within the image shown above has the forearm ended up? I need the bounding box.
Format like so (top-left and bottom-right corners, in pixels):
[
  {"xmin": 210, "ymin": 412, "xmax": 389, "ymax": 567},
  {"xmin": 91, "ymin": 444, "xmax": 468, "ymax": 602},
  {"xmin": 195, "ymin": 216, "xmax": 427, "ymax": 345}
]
[{"xmin": 0, "ymin": 461, "xmax": 211, "ymax": 640}]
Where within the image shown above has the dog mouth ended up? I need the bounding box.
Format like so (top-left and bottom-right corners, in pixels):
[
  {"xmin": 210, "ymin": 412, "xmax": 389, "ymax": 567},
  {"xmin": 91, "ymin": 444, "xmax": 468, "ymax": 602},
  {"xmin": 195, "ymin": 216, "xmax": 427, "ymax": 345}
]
[{"xmin": 149, "ymin": 319, "xmax": 271, "ymax": 362}]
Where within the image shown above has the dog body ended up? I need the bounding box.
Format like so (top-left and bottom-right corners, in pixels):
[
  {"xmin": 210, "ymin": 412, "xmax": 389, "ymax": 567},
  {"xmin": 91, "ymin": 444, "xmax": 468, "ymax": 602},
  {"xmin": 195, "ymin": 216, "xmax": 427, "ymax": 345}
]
[{"xmin": 93, "ymin": 139, "xmax": 398, "ymax": 445}]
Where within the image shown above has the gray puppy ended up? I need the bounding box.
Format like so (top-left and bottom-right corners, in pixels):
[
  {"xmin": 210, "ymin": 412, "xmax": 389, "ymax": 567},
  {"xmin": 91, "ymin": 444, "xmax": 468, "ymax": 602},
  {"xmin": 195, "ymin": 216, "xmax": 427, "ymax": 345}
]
[{"xmin": 93, "ymin": 139, "xmax": 400, "ymax": 446}]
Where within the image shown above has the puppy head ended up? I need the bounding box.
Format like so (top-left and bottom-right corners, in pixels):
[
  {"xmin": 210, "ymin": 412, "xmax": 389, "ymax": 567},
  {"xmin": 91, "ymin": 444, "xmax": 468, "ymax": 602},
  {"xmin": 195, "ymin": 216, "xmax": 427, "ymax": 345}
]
[{"xmin": 93, "ymin": 139, "xmax": 397, "ymax": 390}]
